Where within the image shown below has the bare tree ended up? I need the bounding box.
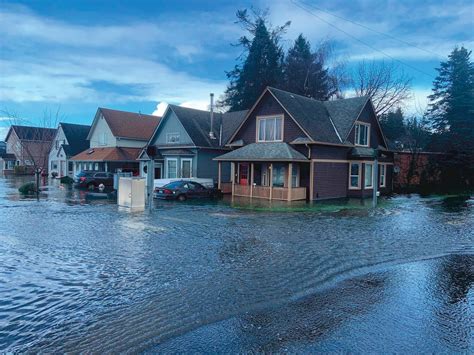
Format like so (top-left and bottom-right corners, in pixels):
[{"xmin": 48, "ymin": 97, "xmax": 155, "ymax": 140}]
[
  {"xmin": 352, "ymin": 60, "xmax": 412, "ymax": 116},
  {"xmin": 2, "ymin": 108, "xmax": 60, "ymax": 196}
]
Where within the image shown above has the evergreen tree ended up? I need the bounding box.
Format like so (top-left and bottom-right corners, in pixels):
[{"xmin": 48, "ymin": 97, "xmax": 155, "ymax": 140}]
[
  {"xmin": 426, "ymin": 46, "xmax": 474, "ymax": 153},
  {"xmin": 380, "ymin": 107, "xmax": 406, "ymax": 142},
  {"xmin": 223, "ymin": 10, "xmax": 289, "ymax": 111},
  {"xmin": 283, "ymin": 34, "xmax": 336, "ymax": 100}
]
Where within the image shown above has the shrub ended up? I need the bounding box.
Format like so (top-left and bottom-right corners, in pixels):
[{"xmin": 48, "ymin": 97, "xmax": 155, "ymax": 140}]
[
  {"xmin": 60, "ymin": 176, "xmax": 74, "ymax": 184},
  {"xmin": 51, "ymin": 171, "xmax": 58, "ymax": 178},
  {"xmin": 19, "ymin": 182, "xmax": 36, "ymax": 195}
]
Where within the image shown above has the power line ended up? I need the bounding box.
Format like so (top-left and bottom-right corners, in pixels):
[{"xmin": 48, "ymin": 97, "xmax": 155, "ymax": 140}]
[
  {"xmin": 297, "ymin": 0, "xmax": 441, "ymax": 58},
  {"xmin": 290, "ymin": 0, "xmax": 436, "ymax": 79}
]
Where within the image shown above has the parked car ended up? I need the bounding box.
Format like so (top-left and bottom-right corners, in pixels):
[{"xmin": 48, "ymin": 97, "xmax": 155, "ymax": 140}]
[
  {"xmin": 74, "ymin": 171, "xmax": 114, "ymax": 190},
  {"xmin": 154, "ymin": 180, "xmax": 221, "ymax": 201}
]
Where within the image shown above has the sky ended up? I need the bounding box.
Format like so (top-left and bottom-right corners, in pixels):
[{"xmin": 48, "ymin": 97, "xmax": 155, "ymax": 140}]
[{"xmin": 0, "ymin": 0, "xmax": 472, "ymax": 139}]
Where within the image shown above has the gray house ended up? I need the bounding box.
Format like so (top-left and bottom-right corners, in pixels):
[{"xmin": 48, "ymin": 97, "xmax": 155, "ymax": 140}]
[{"xmin": 140, "ymin": 103, "xmax": 247, "ymax": 185}]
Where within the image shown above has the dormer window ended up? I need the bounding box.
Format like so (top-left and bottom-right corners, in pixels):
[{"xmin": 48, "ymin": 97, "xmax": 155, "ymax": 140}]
[
  {"xmin": 354, "ymin": 122, "xmax": 370, "ymax": 146},
  {"xmin": 166, "ymin": 132, "xmax": 180, "ymax": 144},
  {"xmin": 257, "ymin": 115, "xmax": 283, "ymax": 142}
]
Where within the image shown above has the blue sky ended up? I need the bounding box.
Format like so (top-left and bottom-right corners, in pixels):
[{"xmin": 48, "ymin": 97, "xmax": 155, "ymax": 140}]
[{"xmin": 0, "ymin": 0, "xmax": 472, "ymax": 139}]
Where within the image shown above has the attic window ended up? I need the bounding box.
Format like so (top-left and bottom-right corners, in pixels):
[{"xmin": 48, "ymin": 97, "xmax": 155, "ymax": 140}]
[
  {"xmin": 355, "ymin": 122, "xmax": 370, "ymax": 147},
  {"xmin": 166, "ymin": 133, "xmax": 180, "ymax": 144}
]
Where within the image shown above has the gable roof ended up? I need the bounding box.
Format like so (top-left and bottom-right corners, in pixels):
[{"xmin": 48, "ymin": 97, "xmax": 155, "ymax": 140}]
[
  {"xmin": 229, "ymin": 87, "xmax": 373, "ymax": 146},
  {"xmin": 59, "ymin": 122, "xmax": 91, "ymax": 157},
  {"xmin": 215, "ymin": 142, "xmax": 309, "ymax": 162},
  {"xmin": 89, "ymin": 108, "xmax": 161, "ymax": 141},
  {"xmin": 70, "ymin": 147, "xmax": 142, "ymax": 162},
  {"xmin": 6, "ymin": 125, "xmax": 57, "ymax": 142},
  {"xmin": 161, "ymin": 105, "xmax": 247, "ymax": 148}
]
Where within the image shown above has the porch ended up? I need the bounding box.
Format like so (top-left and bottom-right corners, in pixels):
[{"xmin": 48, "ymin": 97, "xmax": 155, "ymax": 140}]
[{"xmin": 218, "ymin": 161, "xmax": 308, "ymax": 201}]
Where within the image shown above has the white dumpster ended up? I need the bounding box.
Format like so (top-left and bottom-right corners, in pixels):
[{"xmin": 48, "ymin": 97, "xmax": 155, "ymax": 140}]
[{"xmin": 118, "ymin": 177, "xmax": 146, "ymax": 209}]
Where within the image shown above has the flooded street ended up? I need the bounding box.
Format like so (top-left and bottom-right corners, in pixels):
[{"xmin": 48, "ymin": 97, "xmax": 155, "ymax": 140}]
[{"xmin": 0, "ymin": 176, "xmax": 473, "ymax": 352}]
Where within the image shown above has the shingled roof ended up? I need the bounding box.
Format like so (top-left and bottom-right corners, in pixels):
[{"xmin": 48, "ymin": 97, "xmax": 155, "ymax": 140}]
[
  {"xmin": 167, "ymin": 105, "xmax": 247, "ymax": 148},
  {"xmin": 59, "ymin": 122, "xmax": 90, "ymax": 157},
  {"xmin": 215, "ymin": 142, "xmax": 308, "ymax": 162},
  {"xmin": 6, "ymin": 125, "xmax": 57, "ymax": 142},
  {"xmin": 94, "ymin": 108, "xmax": 161, "ymax": 141},
  {"xmin": 70, "ymin": 147, "xmax": 142, "ymax": 162},
  {"xmin": 242, "ymin": 87, "xmax": 370, "ymax": 145}
]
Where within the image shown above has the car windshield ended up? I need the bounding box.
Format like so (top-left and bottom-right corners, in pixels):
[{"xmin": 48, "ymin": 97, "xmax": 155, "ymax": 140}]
[{"xmin": 163, "ymin": 181, "xmax": 184, "ymax": 189}]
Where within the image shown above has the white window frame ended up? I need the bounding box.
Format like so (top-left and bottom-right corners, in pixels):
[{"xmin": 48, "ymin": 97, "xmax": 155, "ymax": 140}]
[
  {"xmin": 166, "ymin": 158, "xmax": 178, "ymax": 179},
  {"xmin": 99, "ymin": 132, "xmax": 107, "ymax": 146},
  {"xmin": 180, "ymin": 158, "xmax": 193, "ymax": 178},
  {"xmin": 349, "ymin": 162, "xmax": 361, "ymax": 190},
  {"xmin": 166, "ymin": 132, "xmax": 180, "ymax": 144},
  {"xmin": 364, "ymin": 163, "xmax": 374, "ymax": 189},
  {"xmin": 354, "ymin": 122, "xmax": 370, "ymax": 147},
  {"xmin": 256, "ymin": 115, "xmax": 284, "ymax": 143},
  {"xmin": 379, "ymin": 163, "xmax": 386, "ymax": 188}
]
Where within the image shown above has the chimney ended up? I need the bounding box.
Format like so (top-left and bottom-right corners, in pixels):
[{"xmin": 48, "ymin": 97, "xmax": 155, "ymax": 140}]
[{"xmin": 209, "ymin": 93, "xmax": 216, "ymax": 139}]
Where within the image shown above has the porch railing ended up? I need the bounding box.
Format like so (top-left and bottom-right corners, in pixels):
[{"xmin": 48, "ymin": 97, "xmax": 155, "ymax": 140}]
[{"xmin": 233, "ymin": 184, "xmax": 306, "ymax": 201}]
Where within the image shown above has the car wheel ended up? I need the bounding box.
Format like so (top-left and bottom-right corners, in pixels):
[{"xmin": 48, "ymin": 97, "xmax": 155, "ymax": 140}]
[
  {"xmin": 177, "ymin": 194, "xmax": 187, "ymax": 202},
  {"xmin": 87, "ymin": 183, "xmax": 95, "ymax": 190}
]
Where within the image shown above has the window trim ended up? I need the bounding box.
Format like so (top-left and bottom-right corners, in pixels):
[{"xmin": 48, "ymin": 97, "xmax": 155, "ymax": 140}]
[
  {"xmin": 364, "ymin": 163, "xmax": 374, "ymax": 189},
  {"xmin": 379, "ymin": 163, "xmax": 386, "ymax": 188},
  {"xmin": 256, "ymin": 114, "xmax": 284, "ymax": 143},
  {"xmin": 354, "ymin": 122, "xmax": 370, "ymax": 147},
  {"xmin": 166, "ymin": 158, "xmax": 178, "ymax": 179},
  {"xmin": 348, "ymin": 162, "xmax": 362, "ymax": 190},
  {"xmin": 166, "ymin": 132, "xmax": 180, "ymax": 144},
  {"xmin": 180, "ymin": 158, "xmax": 192, "ymax": 178}
]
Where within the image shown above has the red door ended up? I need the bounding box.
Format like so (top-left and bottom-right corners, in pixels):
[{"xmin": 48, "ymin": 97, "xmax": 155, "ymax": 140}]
[{"xmin": 239, "ymin": 163, "xmax": 249, "ymax": 185}]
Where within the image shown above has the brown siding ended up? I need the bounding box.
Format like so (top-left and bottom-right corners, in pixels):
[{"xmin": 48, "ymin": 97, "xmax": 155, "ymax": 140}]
[
  {"xmin": 232, "ymin": 92, "xmax": 306, "ymax": 144},
  {"xmin": 347, "ymin": 103, "xmax": 386, "ymax": 149},
  {"xmin": 313, "ymin": 162, "xmax": 348, "ymax": 200},
  {"xmin": 311, "ymin": 144, "xmax": 351, "ymax": 160}
]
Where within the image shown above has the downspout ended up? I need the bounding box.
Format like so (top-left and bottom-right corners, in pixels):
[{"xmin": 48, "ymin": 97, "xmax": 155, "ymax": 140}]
[{"xmin": 305, "ymin": 144, "xmax": 311, "ymax": 159}]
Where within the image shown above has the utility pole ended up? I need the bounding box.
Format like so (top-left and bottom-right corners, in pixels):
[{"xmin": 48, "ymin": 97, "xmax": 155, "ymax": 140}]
[
  {"xmin": 146, "ymin": 146, "xmax": 157, "ymax": 211},
  {"xmin": 372, "ymin": 149, "xmax": 378, "ymax": 208}
]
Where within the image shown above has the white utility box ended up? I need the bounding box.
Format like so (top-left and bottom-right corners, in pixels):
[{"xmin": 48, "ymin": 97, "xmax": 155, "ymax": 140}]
[{"xmin": 118, "ymin": 177, "xmax": 146, "ymax": 209}]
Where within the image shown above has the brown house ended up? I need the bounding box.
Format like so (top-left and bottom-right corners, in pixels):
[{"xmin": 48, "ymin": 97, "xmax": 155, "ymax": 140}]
[
  {"xmin": 4, "ymin": 125, "xmax": 57, "ymax": 174},
  {"xmin": 215, "ymin": 87, "xmax": 393, "ymax": 201}
]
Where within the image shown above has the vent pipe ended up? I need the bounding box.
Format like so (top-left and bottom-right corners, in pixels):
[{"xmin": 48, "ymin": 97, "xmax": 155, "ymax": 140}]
[{"xmin": 209, "ymin": 93, "xmax": 216, "ymax": 139}]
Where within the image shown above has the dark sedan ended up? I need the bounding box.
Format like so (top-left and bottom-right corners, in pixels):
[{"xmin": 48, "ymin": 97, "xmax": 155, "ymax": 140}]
[
  {"xmin": 74, "ymin": 171, "xmax": 114, "ymax": 190},
  {"xmin": 154, "ymin": 181, "xmax": 220, "ymax": 201}
]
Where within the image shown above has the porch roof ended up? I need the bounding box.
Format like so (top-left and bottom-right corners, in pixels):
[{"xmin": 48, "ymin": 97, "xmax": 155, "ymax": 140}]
[
  {"xmin": 214, "ymin": 142, "xmax": 309, "ymax": 162},
  {"xmin": 160, "ymin": 149, "xmax": 195, "ymax": 156},
  {"xmin": 70, "ymin": 147, "xmax": 142, "ymax": 162}
]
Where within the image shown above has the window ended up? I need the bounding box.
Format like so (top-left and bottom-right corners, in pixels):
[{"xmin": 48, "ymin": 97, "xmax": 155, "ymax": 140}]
[
  {"xmin": 99, "ymin": 133, "xmax": 107, "ymax": 146},
  {"xmin": 89, "ymin": 163, "xmax": 93, "ymax": 170},
  {"xmin": 272, "ymin": 164, "xmax": 286, "ymax": 187},
  {"xmin": 167, "ymin": 159, "xmax": 177, "ymax": 178},
  {"xmin": 166, "ymin": 133, "xmax": 180, "ymax": 144},
  {"xmin": 51, "ymin": 161, "xmax": 58, "ymax": 170},
  {"xmin": 291, "ymin": 165, "xmax": 299, "ymax": 187},
  {"xmin": 379, "ymin": 164, "xmax": 386, "ymax": 187},
  {"xmin": 181, "ymin": 159, "xmax": 192, "ymax": 178},
  {"xmin": 94, "ymin": 163, "xmax": 99, "ymax": 171},
  {"xmin": 257, "ymin": 116, "xmax": 283, "ymax": 142},
  {"xmin": 364, "ymin": 163, "xmax": 373, "ymax": 188},
  {"xmin": 349, "ymin": 162, "xmax": 361, "ymax": 189},
  {"xmin": 355, "ymin": 122, "xmax": 370, "ymax": 146},
  {"xmin": 55, "ymin": 140, "xmax": 59, "ymax": 150}
]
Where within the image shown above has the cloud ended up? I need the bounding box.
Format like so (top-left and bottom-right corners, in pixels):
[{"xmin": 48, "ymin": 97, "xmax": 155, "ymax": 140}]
[
  {"xmin": 179, "ymin": 100, "xmax": 210, "ymax": 111},
  {"xmin": 152, "ymin": 102, "xmax": 169, "ymax": 116}
]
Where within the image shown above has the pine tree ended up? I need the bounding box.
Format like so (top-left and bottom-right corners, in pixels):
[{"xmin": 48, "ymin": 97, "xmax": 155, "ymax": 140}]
[
  {"xmin": 380, "ymin": 107, "xmax": 406, "ymax": 142},
  {"xmin": 222, "ymin": 10, "xmax": 289, "ymax": 111},
  {"xmin": 283, "ymin": 34, "xmax": 335, "ymax": 100},
  {"xmin": 426, "ymin": 46, "xmax": 474, "ymax": 152}
]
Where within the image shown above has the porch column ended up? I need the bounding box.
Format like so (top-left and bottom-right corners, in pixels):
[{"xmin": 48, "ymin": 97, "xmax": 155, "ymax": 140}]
[
  {"xmin": 309, "ymin": 161, "xmax": 314, "ymax": 201},
  {"xmin": 231, "ymin": 162, "xmax": 235, "ymax": 196},
  {"xmin": 250, "ymin": 163, "xmax": 254, "ymax": 198},
  {"xmin": 217, "ymin": 161, "xmax": 221, "ymax": 190},
  {"xmin": 288, "ymin": 163, "xmax": 293, "ymax": 201},
  {"xmin": 269, "ymin": 163, "xmax": 273, "ymax": 200}
]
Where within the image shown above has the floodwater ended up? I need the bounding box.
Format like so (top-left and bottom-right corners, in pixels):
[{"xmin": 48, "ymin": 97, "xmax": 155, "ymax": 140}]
[{"xmin": 0, "ymin": 176, "xmax": 473, "ymax": 353}]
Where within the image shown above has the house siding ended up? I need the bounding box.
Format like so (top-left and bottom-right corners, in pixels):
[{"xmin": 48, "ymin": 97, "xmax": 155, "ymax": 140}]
[
  {"xmin": 89, "ymin": 114, "xmax": 117, "ymax": 148},
  {"xmin": 233, "ymin": 92, "xmax": 306, "ymax": 144},
  {"xmin": 196, "ymin": 149, "xmax": 230, "ymax": 183},
  {"xmin": 152, "ymin": 111, "xmax": 194, "ymax": 146},
  {"xmin": 313, "ymin": 162, "xmax": 349, "ymax": 200}
]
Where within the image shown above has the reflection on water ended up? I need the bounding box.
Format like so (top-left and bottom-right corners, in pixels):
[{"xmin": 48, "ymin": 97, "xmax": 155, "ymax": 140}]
[{"xmin": 0, "ymin": 176, "xmax": 473, "ymax": 352}]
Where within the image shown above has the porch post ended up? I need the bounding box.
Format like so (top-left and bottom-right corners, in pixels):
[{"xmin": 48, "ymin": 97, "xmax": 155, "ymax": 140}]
[
  {"xmin": 288, "ymin": 163, "xmax": 293, "ymax": 201},
  {"xmin": 309, "ymin": 161, "xmax": 314, "ymax": 201},
  {"xmin": 250, "ymin": 163, "xmax": 254, "ymax": 198},
  {"xmin": 231, "ymin": 162, "xmax": 235, "ymax": 196},
  {"xmin": 269, "ymin": 163, "xmax": 273, "ymax": 200},
  {"xmin": 217, "ymin": 161, "xmax": 221, "ymax": 190}
]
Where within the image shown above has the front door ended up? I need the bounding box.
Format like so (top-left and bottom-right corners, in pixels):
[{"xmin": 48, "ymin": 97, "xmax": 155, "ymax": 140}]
[{"xmin": 239, "ymin": 163, "xmax": 249, "ymax": 185}]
